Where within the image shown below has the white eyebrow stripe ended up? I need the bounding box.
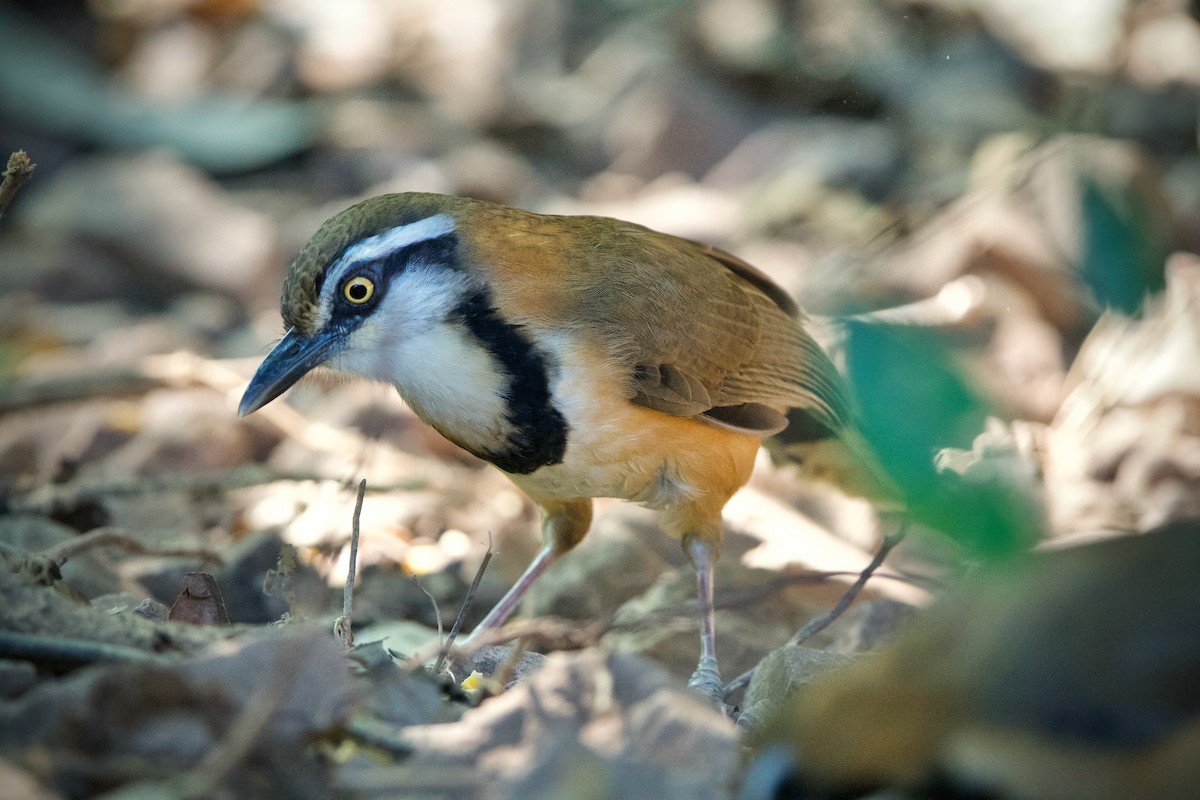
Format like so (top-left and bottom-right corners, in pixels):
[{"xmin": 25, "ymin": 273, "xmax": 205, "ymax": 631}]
[
  {"xmin": 315, "ymin": 213, "xmax": 457, "ymax": 328},
  {"xmin": 342, "ymin": 213, "xmax": 457, "ymax": 264}
]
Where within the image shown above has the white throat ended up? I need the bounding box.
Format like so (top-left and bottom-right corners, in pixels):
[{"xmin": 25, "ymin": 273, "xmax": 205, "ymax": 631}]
[{"xmin": 328, "ymin": 265, "xmax": 512, "ymax": 449}]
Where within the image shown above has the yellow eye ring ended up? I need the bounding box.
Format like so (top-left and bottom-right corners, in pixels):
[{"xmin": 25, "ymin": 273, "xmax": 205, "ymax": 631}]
[{"xmin": 343, "ymin": 276, "xmax": 375, "ymax": 304}]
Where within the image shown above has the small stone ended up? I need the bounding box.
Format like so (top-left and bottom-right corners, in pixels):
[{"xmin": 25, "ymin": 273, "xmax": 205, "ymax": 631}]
[{"xmin": 740, "ymin": 646, "xmax": 855, "ymax": 731}]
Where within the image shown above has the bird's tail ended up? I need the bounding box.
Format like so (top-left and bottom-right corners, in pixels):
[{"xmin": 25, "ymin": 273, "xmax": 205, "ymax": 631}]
[{"xmin": 764, "ymin": 408, "xmax": 902, "ymax": 507}]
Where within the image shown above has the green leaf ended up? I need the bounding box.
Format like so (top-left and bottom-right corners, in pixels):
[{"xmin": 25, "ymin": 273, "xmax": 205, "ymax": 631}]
[
  {"xmin": 1079, "ymin": 178, "xmax": 1167, "ymax": 316},
  {"xmin": 844, "ymin": 321, "xmax": 1033, "ymax": 556}
]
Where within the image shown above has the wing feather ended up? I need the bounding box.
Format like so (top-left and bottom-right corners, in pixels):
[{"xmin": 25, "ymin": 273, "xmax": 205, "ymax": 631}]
[{"xmin": 466, "ymin": 207, "xmax": 852, "ymax": 438}]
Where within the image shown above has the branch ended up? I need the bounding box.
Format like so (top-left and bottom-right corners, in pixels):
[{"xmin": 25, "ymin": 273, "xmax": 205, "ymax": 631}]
[
  {"xmin": 334, "ymin": 479, "xmax": 366, "ymax": 649},
  {"xmin": 0, "ymin": 150, "xmax": 35, "ymax": 220},
  {"xmin": 434, "ymin": 532, "xmax": 493, "ymax": 676},
  {"xmin": 41, "ymin": 526, "xmax": 221, "ymax": 566},
  {"xmin": 723, "ymin": 522, "xmax": 908, "ymax": 700}
]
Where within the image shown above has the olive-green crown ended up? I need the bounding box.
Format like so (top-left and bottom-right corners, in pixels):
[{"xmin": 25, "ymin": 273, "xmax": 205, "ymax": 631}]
[{"xmin": 280, "ymin": 193, "xmax": 467, "ymax": 333}]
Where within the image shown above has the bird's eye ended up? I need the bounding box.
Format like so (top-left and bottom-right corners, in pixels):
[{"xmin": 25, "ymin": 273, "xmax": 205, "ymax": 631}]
[{"xmin": 343, "ymin": 276, "xmax": 375, "ymax": 304}]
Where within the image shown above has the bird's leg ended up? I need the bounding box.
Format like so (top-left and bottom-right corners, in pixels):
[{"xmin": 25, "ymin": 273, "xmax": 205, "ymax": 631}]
[
  {"xmin": 467, "ymin": 544, "xmax": 558, "ymax": 636},
  {"xmin": 464, "ymin": 497, "xmax": 592, "ymax": 642},
  {"xmin": 685, "ymin": 536, "xmax": 726, "ymax": 707}
]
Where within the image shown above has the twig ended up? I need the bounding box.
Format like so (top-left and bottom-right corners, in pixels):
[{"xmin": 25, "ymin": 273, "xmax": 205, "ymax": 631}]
[
  {"xmin": 0, "ymin": 150, "xmax": 35, "ymax": 221},
  {"xmin": 41, "ymin": 526, "xmax": 221, "ymax": 566},
  {"xmin": 723, "ymin": 523, "xmax": 908, "ymax": 700},
  {"xmin": 411, "ymin": 574, "xmax": 444, "ymax": 644},
  {"xmin": 494, "ymin": 634, "xmax": 528, "ymax": 688},
  {"xmin": 0, "ymin": 631, "xmax": 169, "ymax": 668},
  {"xmin": 786, "ymin": 526, "xmax": 907, "ymax": 647},
  {"xmin": 334, "ymin": 479, "xmax": 366, "ymax": 649},
  {"xmin": 433, "ymin": 532, "xmax": 493, "ymax": 675}
]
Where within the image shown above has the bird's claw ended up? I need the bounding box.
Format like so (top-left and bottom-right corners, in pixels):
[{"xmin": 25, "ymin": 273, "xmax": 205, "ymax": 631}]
[{"xmin": 688, "ymin": 656, "xmax": 728, "ymax": 712}]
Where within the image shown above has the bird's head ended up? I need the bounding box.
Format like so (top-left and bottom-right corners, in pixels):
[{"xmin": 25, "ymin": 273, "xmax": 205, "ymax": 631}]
[{"xmin": 238, "ymin": 192, "xmax": 482, "ymax": 417}]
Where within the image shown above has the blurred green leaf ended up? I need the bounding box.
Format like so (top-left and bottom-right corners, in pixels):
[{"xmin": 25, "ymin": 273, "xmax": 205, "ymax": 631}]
[
  {"xmin": 844, "ymin": 321, "xmax": 983, "ymax": 489},
  {"xmin": 1079, "ymin": 178, "xmax": 1167, "ymax": 316},
  {"xmin": 844, "ymin": 321, "xmax": 1033, "ymax": 556}
]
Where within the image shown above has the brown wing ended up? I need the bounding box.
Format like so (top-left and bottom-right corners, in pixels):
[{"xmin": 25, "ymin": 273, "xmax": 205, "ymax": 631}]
[
  {"xmin": 563, "ymin": 221, "xmax": 852, "ymax": 436},
  {"xmin": 461, "ymin": 203, "xmax": 851, "ymax": 437}
]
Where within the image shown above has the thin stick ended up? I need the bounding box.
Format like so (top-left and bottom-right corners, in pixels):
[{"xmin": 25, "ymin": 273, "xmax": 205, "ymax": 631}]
[
  {"xmin": 494, "ymin": 634, "xmax": 528, "ymax": 688},
  {"xmin": 42, "ymin": 526, "xmax": 220, "ymax": 566},
  {"xmin": 434, "ymin": 532, "xmax": 493, "ymax": 675},
  {"xmin": 785, "ymin": 527, "xmax": 907, "ymax": 648},
  {"xmin": 334, "ymin": 479, "xmax": 366, "ymax": 649},
  {"xmin": 411, "ymin": 574, "xmax": 444, "ymax": 644},
  {"xmin": 0, "ymin": 150, "xmax": 35, "ymax": 220},
  {"xmin": 723, "ymin": 523, "xmax": 907, "ymax": 700},
  {"xmin": 0, "ymin": 631, "xmax": 168, "ymax": 667}
]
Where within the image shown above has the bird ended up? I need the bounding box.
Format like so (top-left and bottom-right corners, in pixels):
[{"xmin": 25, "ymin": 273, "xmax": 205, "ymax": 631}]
[
  {"xmin": 741, "ymin": 517, "xmax": 1200, "ymax": 800},
  {"xmin": 238, "ymin": 192, "xmax": 892, "ymax": 703}
]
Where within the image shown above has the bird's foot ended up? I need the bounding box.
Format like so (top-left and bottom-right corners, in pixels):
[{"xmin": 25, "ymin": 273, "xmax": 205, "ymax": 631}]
[{"xmin": 687, "ymin": 656, "xmax": 729, "ymax": 712}]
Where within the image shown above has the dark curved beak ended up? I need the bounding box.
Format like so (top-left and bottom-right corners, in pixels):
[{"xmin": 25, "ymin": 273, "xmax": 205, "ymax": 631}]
[{"xmin": 238, "ymin": 327, "xmax": 345, "ymax": 417}]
